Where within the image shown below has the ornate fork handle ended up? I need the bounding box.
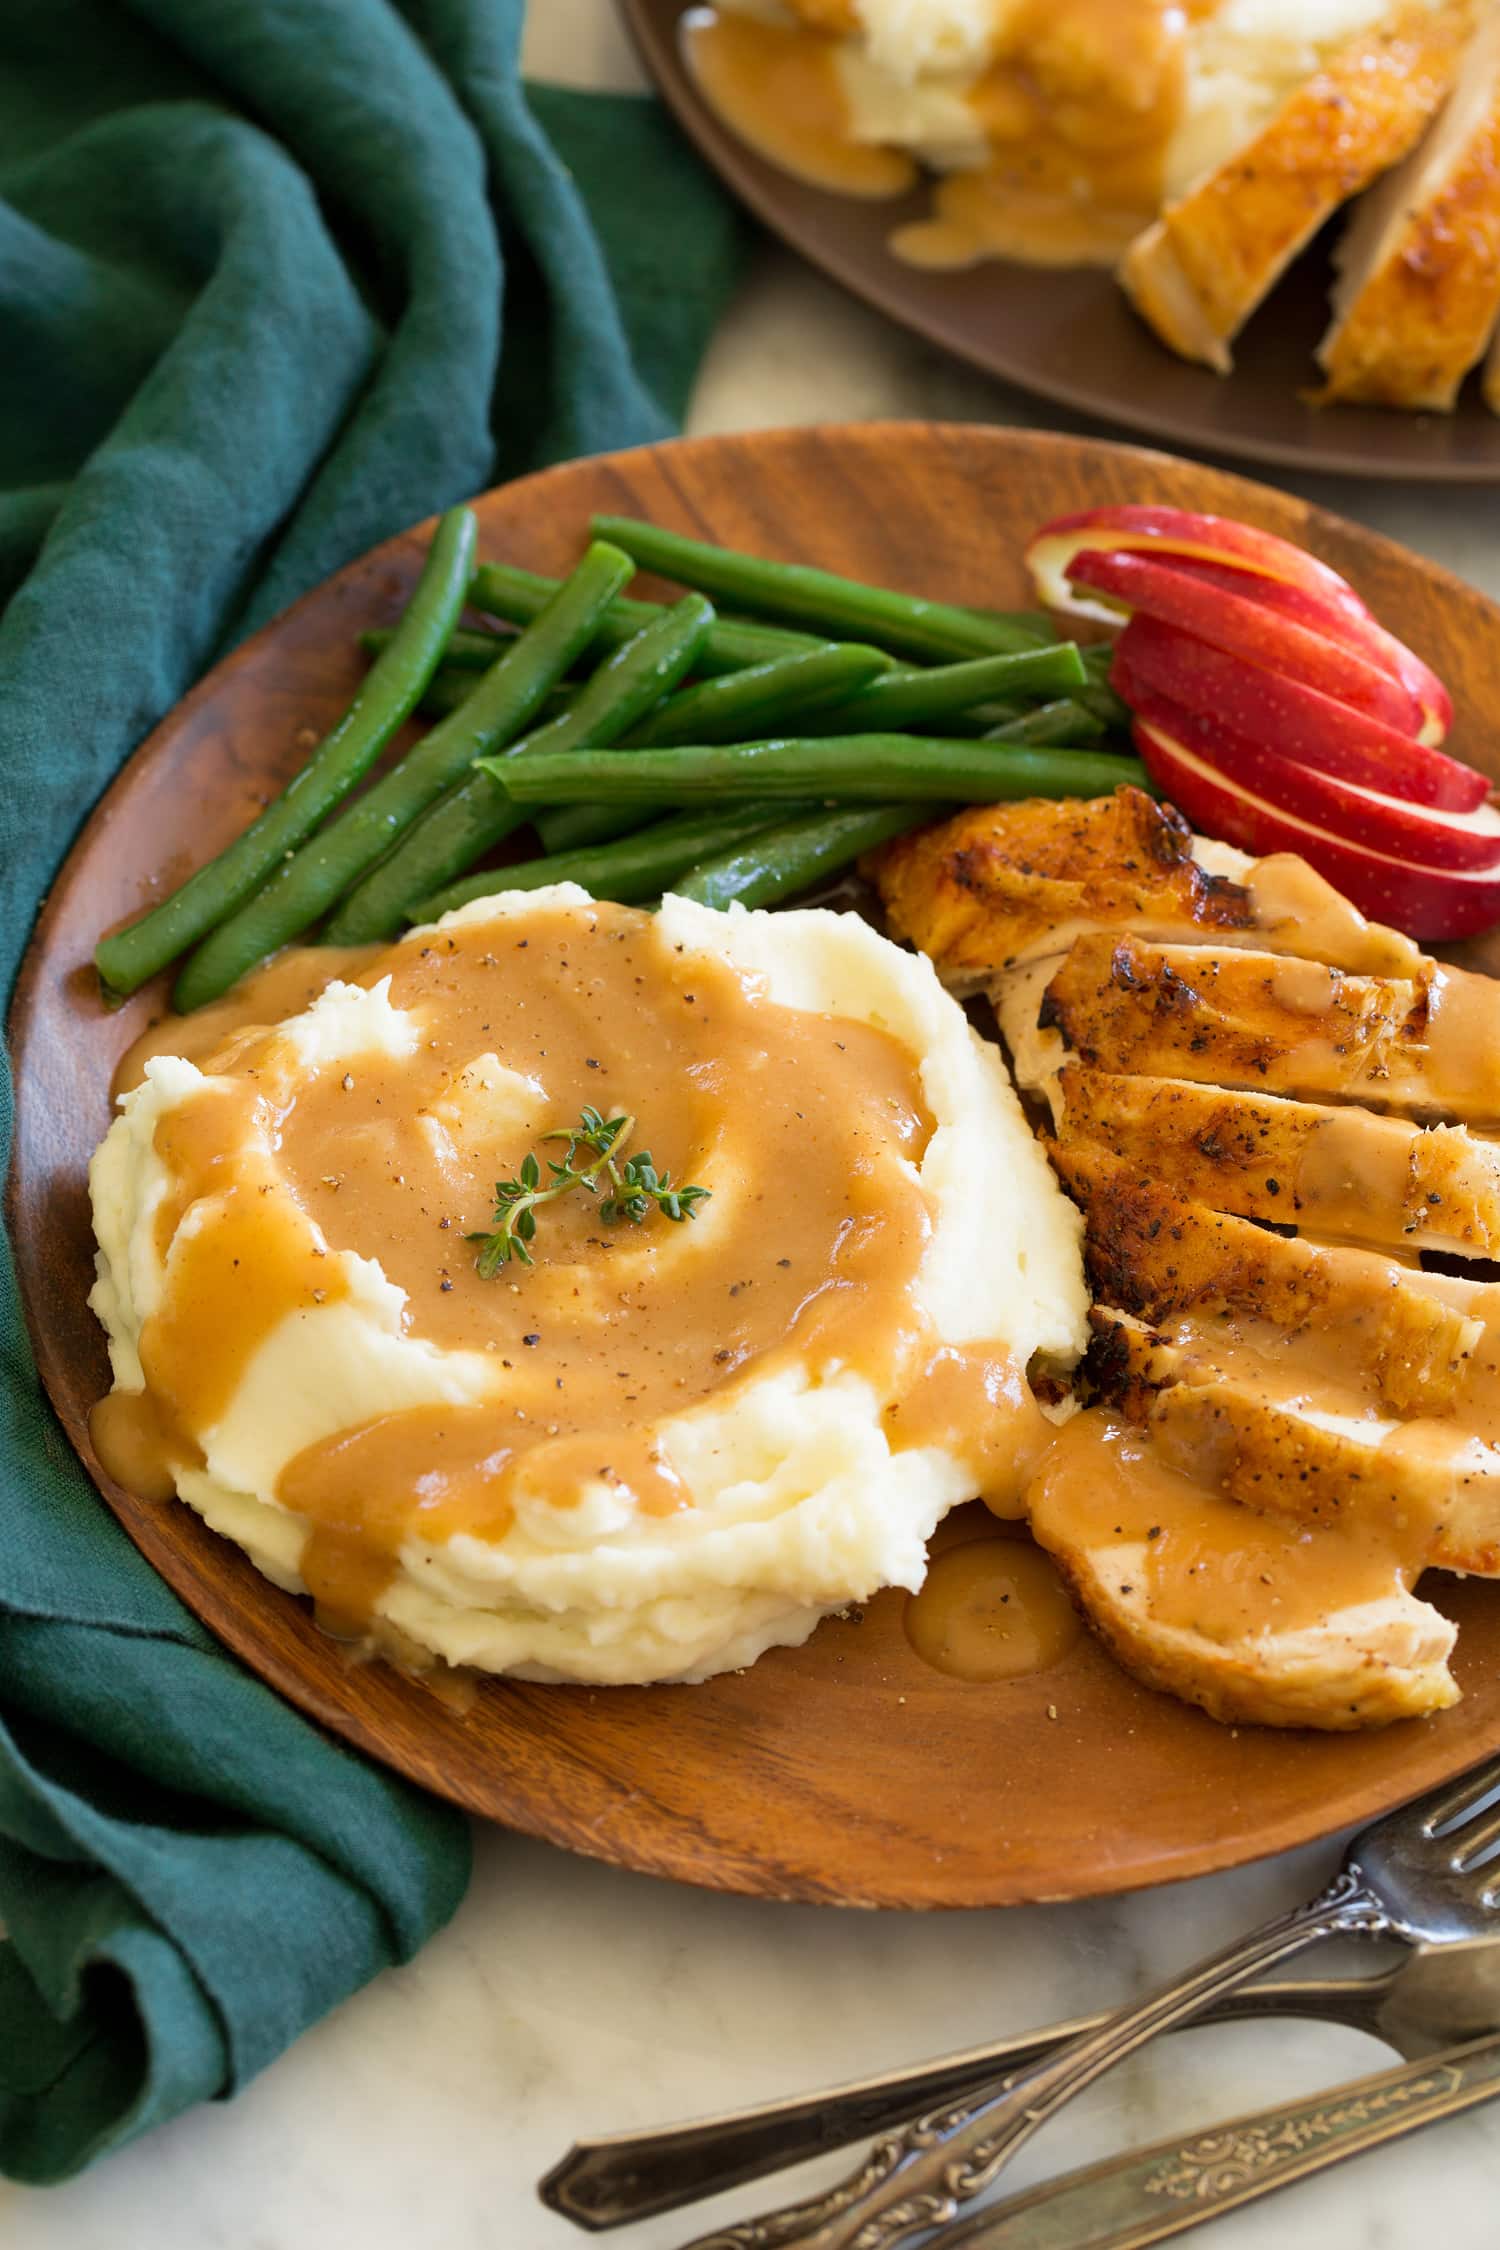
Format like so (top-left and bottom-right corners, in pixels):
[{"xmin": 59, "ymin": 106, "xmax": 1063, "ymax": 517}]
[
  {"xmin": 926, "ymin": 2027, "xmax": 1500, "ymax": 2250},
  {"xmin": 678, "ymin": 1870, "xmax": 1391, "ymax": 2250}
]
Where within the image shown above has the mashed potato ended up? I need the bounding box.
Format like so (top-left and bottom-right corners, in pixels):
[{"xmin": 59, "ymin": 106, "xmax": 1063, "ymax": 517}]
[
  {"xmin": 90, "ymin": 888, "xmax": 1088, "ymax": 1685},
  {"xmin": 811, "ymin": 0, "xmax": 1410, "ymax": 195},
  {"xmin": 702, "ymin": 0, "xmax": 1414, "ymax": 263}
]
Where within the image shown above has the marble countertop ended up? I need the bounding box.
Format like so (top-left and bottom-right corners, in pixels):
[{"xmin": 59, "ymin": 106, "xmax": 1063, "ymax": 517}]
[{"xmin": 11, "ymin": 5, "xmax": 1500, "ymax": 2243}]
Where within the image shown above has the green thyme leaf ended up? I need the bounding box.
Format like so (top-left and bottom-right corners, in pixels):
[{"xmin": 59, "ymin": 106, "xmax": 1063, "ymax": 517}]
[{"xmin": 469, "ymin": 1106, "xmax": 710, "ymax": 1276}]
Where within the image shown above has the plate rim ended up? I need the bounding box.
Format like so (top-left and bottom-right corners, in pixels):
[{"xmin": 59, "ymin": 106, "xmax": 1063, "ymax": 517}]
[
  {"xmin": 13, "ymin": 417, "xmax": 1500, "ymax": 1909},
  {"xmin": 620, "ymin": 0, "xmax": 1500, "ymax": 486}
]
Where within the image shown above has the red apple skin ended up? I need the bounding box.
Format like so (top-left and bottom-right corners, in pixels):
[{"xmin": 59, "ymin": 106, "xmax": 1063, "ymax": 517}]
[
  {"xmin": 1114, "ymin": 618, "xmax": 1488, "ymax": 812},
  {"xmin": 1025, "ymin": 503, "xmax": 1452, "ymax": 744},
  {"xmin": 1027, "ymin": 505, "xmax": 1374, "ymax": 622},
  {"xmin": 1066, "ymin": 549, "xmax": 1425, "ymax": 736},
  {"xmin": 1121, "ymin": 680, "xmax": 1500, "ymax": 872},
  {"xmin": 1134, "ymin": 716, "xmax": 1500, "ymax": 940},
  {"xmin": 1146, "ymin": 555, "xmax": 1450, "ymax": 744}
]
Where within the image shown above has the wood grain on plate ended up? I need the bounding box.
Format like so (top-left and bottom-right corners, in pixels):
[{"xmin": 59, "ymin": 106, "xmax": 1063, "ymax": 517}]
[
  {"xmin": 622, "ymin": 0, "xmax": 1500, "ymax": 486},
  {"xmin": 13, "ymin": 424, "xmax": 1500, "ymax": 1909}
]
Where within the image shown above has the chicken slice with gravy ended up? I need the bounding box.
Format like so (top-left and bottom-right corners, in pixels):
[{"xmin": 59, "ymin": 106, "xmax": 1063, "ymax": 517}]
[{"xmin": 867, "ymin": 787, "xmax": 1500, "ymax": 1728}]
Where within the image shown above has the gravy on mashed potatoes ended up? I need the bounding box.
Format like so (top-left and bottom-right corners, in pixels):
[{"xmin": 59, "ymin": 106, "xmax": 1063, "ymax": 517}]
[
  {"xmin": 683, "ymin": 0, "xmax": 1413, "ymax": 268},
  {"xmin": 89, "ymin": 887, "xmax": 1088, "ymax": 1685}
]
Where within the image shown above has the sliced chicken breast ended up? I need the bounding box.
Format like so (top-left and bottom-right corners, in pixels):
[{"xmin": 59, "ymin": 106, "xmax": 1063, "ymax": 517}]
[
  {"xmin": 1039, "ymin": 933, "xmax": 1500, "ymax": 1123},
  {"xmin": 1089, "ymin": 1309, "xmax": 1500, "ymax": 1578},
  {"xmin": 866, "ymin": 789, "xmax": 1259, "ymax": 988},
  {"xmin": 1318, "ymin": 9, "xmax": 1500, "ymax": 410},
  {"xmin": 870, "ymin": 789, "xmax": 1496, "ymax": 1730},
  {"xmin": 1050, "ymin": 1144, "xmax": 1480, "ymax": 1415},
  {"xmin": 1055, "ymin": 1064, "xmax": 1500, "ymax": 1257},
  {"xmin": 867, "ymin": 789, "xmax": 1425, "ymax": 986},
  {"xmin": 1119, "ymin": 1, "xmax": 1474, "ymax": 374},
  {"xmin": 1030, "ymin": 1411, "xmax": 1459, "ymax": 1728}
]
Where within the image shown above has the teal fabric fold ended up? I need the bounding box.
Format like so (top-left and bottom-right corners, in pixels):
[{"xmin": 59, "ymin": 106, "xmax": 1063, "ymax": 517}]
[{"xmin": 0, "ymin": 0, "xmax": 749, "ymax": 2183}]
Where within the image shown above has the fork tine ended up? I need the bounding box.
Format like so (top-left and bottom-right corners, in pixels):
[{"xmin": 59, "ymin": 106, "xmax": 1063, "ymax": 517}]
[
  {"xmin": 1448, "ymin": 1803, "xmax": 1500, "ymax": 1874},
  {"xmin": 1409, "ymin": 1758, "xmax": 1500, "ymax": 1839}
]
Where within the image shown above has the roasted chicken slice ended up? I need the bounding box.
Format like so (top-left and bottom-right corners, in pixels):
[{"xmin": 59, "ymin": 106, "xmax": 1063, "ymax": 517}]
[
  {"xmin": 1039, "ymin": 933, "xmax": 1500, "ymax": 1125},
  {"xmin": 1317, "ymin": 9, "xmax": 1500, "ymax": 410},
  {"xmin": 1118, "ymin": 1, "xmax": 1473, "ymax": 375},
  {"xmin": 870, "ymin": 788, "xmax": 1500, "ymax": 1729},
  {"xmin": 1055, "ymin": 1064, "xmax": 1500, "ymax": 1257},
  {"xmin": 1029, "ymin": 1411, "xmax": 1459, "ymax": 1728},
  {"xmin": 1049, "ymin": 1145, "xmax": 1479, "ymax": 1416},
  {"xmin": 866, "ymin": 788, "xmax": 1256, "ymax": 989},
  {"xmin": 1088, "ymin": 1308, "xmax": 1500, "ymax": 1579},
  {"xmin": 866, "ymin": 788, "xmax": 1423, "ymax": 985}
]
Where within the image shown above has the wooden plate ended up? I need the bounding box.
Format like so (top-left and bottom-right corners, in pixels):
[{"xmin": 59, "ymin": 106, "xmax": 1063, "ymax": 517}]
[
  {"xmin": 622, "ymin": 0, "xmax": 1500, "ymax": 486},
  {"xmin": 14, "ymin": 423, "xmax": 1500, "ymax": 1909}
]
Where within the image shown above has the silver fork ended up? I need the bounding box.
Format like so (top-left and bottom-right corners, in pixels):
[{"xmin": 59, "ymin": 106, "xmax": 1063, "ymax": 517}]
[
  {"xmin": 540, "ymin": 1938, "xmax": 1500, "ymax": 2229},
  {"xmin": 653, "ymin": 1755, "xmax": 1500, "ymax": 2250}
]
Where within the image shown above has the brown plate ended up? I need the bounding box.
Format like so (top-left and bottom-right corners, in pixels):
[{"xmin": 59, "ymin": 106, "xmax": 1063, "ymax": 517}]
[
  {"xmin": 622, "ymin": 0, "xmax": 1500, "ymax": 486},
  {"xmin": 13, "ymin": 423, "xmax": 1500, "ymax": 1909}
]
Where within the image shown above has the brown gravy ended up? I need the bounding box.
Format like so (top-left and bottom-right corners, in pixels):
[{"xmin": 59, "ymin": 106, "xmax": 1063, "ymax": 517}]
[
  {"xmin": 1424, "ymin": 965, "xmax": 1500, "ymax": 1122},
  {"xmin": 680, "ymin": 7, "xmax": 917, "ymax": 198},
  {"xmin": 111, "ymin": 944, "xmax": 381, "ymax": 1101},
  {"xmin": 1247, "ymin": 854, "xmax": 1423, "ymax": 980},
  {"xmin": 1029, "ymin": 1412, "xmax": 1420, "ymax": 1642},
  {"xmin": 100, "ymin": 905, "xmax": 1039, "ymax": 1635},
  {"xmin": 905, "ymin": 1533, "xmax": 1081, "ymax": 1680},
  {"xmin": 883, "ymin": 1345, "xmax": 1053, "ymax": 1514},
  {"xmin": 89, "ymin": 1385, "xmax": 198, "ymax": 1503},
  {"xmin": 682, "ymin": 0, "xmax": 1202, "ymax": 269}
]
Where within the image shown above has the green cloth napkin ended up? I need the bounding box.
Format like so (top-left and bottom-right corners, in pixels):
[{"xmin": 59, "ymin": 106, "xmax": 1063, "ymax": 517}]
[{"xmin": 0, "ymin": 0, "xmax": 748, "ymax": 2186}]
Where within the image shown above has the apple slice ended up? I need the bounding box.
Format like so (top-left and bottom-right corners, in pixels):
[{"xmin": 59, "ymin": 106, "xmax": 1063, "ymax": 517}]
[
  {"xmin": 1025, "ymin": 503, "xmax": 1451, "ymax": 743},
  {"xmin": 1147, "ymin": 555, "xmax": 1450, "ymax": 745},
  {"xmin": 1121, "ymin": 678, "xmax": 1500, "ymax": 872},
  {"xmin": 1027, "ymin": 505, "xmax": 1378, "ymax": 623},
  {"xmin": 1134, "ymin": 711, "xmax": 1500, "ymax": 939},
  {"xmin": 1114, "ymin": 617, "xmax": 1487, "ymax": 812},
  {"xmin": 1066, "ymin": 549, "xmax": 1426, "ymax": 737}
]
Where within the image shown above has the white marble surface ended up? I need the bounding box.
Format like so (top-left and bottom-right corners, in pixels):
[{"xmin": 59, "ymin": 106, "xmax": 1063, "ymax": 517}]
[{"xmin": 10, "ymin": 4, "xmax": 1500, "ymax": 2243}]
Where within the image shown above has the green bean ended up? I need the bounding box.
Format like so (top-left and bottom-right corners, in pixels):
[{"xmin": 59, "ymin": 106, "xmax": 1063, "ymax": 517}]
[
  {"xmin": 625, "ymin": 641, "xmax": 893, "ymax": 748},
  {"xmin": 420, "ymin": 669, "xmax": 575, "ymax": 723},
  {"xmin": 419, "ymin": 663, "xmax": 482, "ymax": 717},
  {"xmin": 408, "ymin": 804, "xmax": 803, "ymax": 924},
  {"xmin": 532, "ymin": 802, "xmax": 646, "ymax": 857},
  {"xmin": 908, "ymin": 695, "xmax": 1101, "ymax": 741},
  {"xmin": 470, "ymin": 561, "xmax": 821, "ymax": 675},
  {"xmin": 1078, "ymin": 642, "xmax": 1129, "ymax": 729},
  {"xmin": 323, "ymin": 594, "xmax": 716, "ymax": 946},
  {"xmin": 363, "ymin": 622, "xmax": 510, "ymax": 671},
  {"xmin": 172, "ymin": 540, "xmax": 633, "ymax": 1010},
  {"xmin": 536, "ymin": 640, "xmax": 896, "ymax": 858},
  {"xmin": 938, "ymin": 695, "xmax": 1105, "ymax": 741},
  {"xmin": 800, "ymin": 644, "xmax": 1085, "ymax": 736},
  {"xmin": 96, "ymin": 507, "xmax": 478, "ymax": 997},
  {"xmin": 964, "ymin": 604, "xmax": 1056, "ymax": 639},
  {"xmin": 675, "ymin": 805, "xmax": 937, "ymax": 912},
  {"xmin": 984, "ymin": 698, "xmax": 1110, "ymax": 748},
  {"xmin": 590, "ymin": 516, "xmax": 1052, "ymax": 663},
  {"xmin": 483, "ymin": 736, "xmax": 1148, "ymax": 810},
  {"xmin": 537, "ymin": 665, "xmax": 1099, "ymax": 807}
]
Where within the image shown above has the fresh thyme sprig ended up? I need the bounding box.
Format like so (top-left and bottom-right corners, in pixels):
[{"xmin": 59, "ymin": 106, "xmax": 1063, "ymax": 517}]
[{"xmin": 468, "ymin": 1106, "xmax": 711, "ymax": 1276}]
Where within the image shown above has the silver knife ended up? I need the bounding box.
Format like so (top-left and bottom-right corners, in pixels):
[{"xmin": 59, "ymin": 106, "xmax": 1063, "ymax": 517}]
[{"xmin": 924, "ymin": 2030, "xmax": 1500, "ymax": 2249}]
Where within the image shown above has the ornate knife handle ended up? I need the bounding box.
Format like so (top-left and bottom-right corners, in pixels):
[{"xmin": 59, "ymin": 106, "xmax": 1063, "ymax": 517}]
[
  {"xmin": 927, "ymin": 2027, "xmax": 1500, "ymax": 2250},
  {"xmin": 677, "ymin": 1872, "xmax": 1390, "ymax": 2250}
]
